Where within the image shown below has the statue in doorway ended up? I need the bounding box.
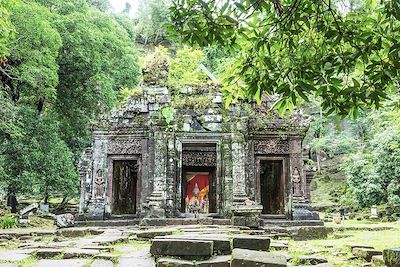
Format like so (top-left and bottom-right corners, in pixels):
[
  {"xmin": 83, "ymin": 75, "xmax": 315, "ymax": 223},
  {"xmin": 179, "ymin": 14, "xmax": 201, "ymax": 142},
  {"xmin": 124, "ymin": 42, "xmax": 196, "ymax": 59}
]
[
  {"xmin": 292, "ymin": 167, "xmax": 303, "ymax": 197},
  {"xmin": 94, "ymin": 169, "xmax": 105, "ymax": 198}
]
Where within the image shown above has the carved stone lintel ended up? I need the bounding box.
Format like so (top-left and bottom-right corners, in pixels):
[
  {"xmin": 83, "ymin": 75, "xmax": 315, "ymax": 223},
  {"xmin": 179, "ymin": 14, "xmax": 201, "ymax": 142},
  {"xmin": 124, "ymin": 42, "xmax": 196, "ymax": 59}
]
[
  {"xmin": 108, "ymin": 139, "xmax": 142, "ymax": 155},
  {"xmin": 254, "ymin": 139, "xmax": 289, "ymax": 154},
  {"xmin": 182, "ymin": 151, "xmax": 217, "ymax": 167}
]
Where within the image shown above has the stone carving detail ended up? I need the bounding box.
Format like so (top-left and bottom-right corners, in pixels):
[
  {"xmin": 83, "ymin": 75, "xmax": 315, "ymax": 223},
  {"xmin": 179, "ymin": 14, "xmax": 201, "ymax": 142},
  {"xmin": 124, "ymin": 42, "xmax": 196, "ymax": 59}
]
[
  {"xmin": 182, "ymin": 152, "xmax": 217, "ymax": 167},
  {"xmin": 108, "ymin": 139, "xmax": 142, "ymax": 155},
  {"xmin": 292, "ymin": 167, "xmax": 303, "ymax": 197},
  {"xmin": 254, "ymin": 139, "xmax": 289, "ymax": 154},
  {"xmin": 94, "ymin": 169, "xmax": 105, "ymax": 198}
]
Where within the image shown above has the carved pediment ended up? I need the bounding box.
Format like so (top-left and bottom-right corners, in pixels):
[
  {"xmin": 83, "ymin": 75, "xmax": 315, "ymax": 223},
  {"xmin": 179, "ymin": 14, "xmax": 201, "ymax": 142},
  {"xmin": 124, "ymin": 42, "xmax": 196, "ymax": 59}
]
[
  {"xmin": 108, "ymin": 139, "xmax": 142, "ymax": 155},
  {"xmin": 253, "ymin": 139, "xmax": 289, "ymax": 154},
  {"xmin": 182, "ymin": 151, "xmax": 217, "ymax": 167}
]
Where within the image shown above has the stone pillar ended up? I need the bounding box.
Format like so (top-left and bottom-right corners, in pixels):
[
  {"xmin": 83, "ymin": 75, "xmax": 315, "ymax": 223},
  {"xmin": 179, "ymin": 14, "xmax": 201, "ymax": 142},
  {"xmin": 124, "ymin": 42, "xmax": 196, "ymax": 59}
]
[
  {"xmin": 222, "ymin": 137, "xmax": 233, "ymax": 216},
  {"xmin": 146, "ymin": 130, "xmax": 167, "ymax": 218},
  {"xmin": 86, "ymin": 137, "xmax": 108, "ymax": 219},
  {"xmin": 290, "ymin": 137, "xmax": 317, "ymax": 220},
  {"xmin": 78, "ymin": 148, "xmax": 92, "ymax": 216},
  {"xmin": 165, "ymin": 133, "xmax": 176, "ymax": 217},
  {"xmin": 232, "ymin": 133, "xmax": 248, "ymax": 205}
]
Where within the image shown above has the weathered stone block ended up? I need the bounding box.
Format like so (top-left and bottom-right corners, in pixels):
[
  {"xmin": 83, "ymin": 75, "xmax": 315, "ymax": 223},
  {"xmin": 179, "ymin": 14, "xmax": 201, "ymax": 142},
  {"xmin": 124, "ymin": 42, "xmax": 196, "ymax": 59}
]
[
  {"xmin": 196, "ymin": 255, "xmax": 230, "ymax": 267},
  {"xmin": 233, "ymin": 235, "xmax": 270, "ymax": 251},
  {"xmin": 371, "ymin": 255, "xmax": 385, "ymax": 265},
  {"xmin": 36, "ymin": 249, "xmax": 63, "ymax": 259},
  {"xmin": 352, "ymin": 247, "xmax": 382, "ymax": 261},
  {"xmin": 383, "ymin": 248, "xmax": 400, "ymax": 267},
  {"xmin": 232, "ymin": 216, "xmax": 261, "ymax": 228},
  {"xmin": 291, "ymin": 226, "xmax": 333, "ymax": 240},
  {"xmin": 90, "ymin": 259, "xmax": 113, "ymax": 267},
  {"xmin": 297, "ymin": 255, "xmax": 328, "ymax": 265},
  {"xmin": 231, "ymin": 249, "xmax": 287, "ymax": 267},
  {"xmin": 34, "ymin": 259, "xmax": 88, "ymax": 267},
  {"xmin": 150, "ymin": 239, "xmax": 213, "ymax": 256},
  {"xmin": 155, "ymin": 235, "xmax": 231, "ymax": 255},
  {"xmin": 63, "ymin": 248, "xmax": 99, "ymax": 259},
  {"xmin": 157, "ymin": 258, "xmax": 194, "ymax": 267},
  {"xmin": 137, "ymin": 229, "xmax": 175, "ymax": 239}
]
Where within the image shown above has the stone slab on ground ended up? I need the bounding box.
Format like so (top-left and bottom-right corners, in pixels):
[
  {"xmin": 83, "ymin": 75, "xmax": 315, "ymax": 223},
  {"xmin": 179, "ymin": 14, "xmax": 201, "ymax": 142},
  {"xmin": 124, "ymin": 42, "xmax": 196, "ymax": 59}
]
[
  {"xmin": 150, "ymin": 239, "xmax": 213, "ymax": 256},
  {"xmin": 36, "ymin": 249, "xmax": 63, "ymax": 259},
  {"xmin": 231, "ymin": 248, "xmax": 287, "ymax": 267},
  {"xmin": 232, "ymin": 235, "xmax": 270, "ymax": 251},
  {"xmin": 137, "ymin": 229, "xmax": 175, "ymax": 239},
  {"xmin": 0, "ymin": 250, "xmax": 31, "ymax": 261},
  {"xmin": 371, "ymin": 255, "xmax": 385, "ymax": 265},
  {"xmin": 156, "ymin": 258, "xmax": 194, "ymax": 267},
  {"xmin": 383, "ymin": 248, "xmax": 400, "ymax": 267},
  {"xmin": 0, "ymin": 264, "xmax": 18, "ymax": 267},
  {"xmin": 34, "ymin": 259, "xmax": 88, "ymax": 267},
  {"xmin": 196, "ymin": 255, "xmax": 230, "ymax": 267},
  {"xmin": 290, "ymin": 226, "xmax": 333, "ymax": 241},
  {"xmin": 297, "ymin": 255, "xmax": 328, "ymax": 265},
  {"xmin": 155, "ymin": 234, "xmax": 231, "ymax": 254},
  {"xmin": 91, "ymin": 260, "xmax": 114, "ymax": 267},
  {"xmin": 118, "ymin": 247, "xmax": 155, "ymax": 267},
  {"xmin": 94, "ymin": 253, "xmax": 119, "ymax": 260},
  {"xmin": 63, "ymin": 248, "xmax": 100, "ymax": 259},
  {"xmin": 347, "ymin": 245, "xmax": 375, "ymax": 250},
  {"xmin": 270, "ymin": 243, "xmax": 289, "ymax": 251},
  {"xmin": 352, "ymin": 247, "xmax": 382, "ymax": 261}
]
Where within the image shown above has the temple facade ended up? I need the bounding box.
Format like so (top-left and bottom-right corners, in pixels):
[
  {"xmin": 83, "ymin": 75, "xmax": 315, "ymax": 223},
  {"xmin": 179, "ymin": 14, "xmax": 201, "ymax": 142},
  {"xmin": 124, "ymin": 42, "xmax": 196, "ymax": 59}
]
[{"xmin": 78, "ymin": 82, "xmax": 318, "ymax": 225}]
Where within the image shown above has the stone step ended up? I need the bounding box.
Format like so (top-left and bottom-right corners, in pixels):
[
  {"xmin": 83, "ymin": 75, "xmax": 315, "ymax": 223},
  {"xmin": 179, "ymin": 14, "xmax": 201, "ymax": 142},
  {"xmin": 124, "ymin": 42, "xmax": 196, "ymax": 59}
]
[
  {"xmin": 262, "ymin": 219, "xmax": 324, "ymax": 227},
  {"xmin": 231, "ymin": 248, "xmax": 286, "ymax": 267},
  {"xmin": 155, "ymin": 234, "xmax": 231, "ymax": 254},
  {"xmin": 150, "ymin": 239, "xmax": 213, "ymax": 257},
  {"xmin": 74, "ymin": 219, "xmax": 140, "ymax": 227}
]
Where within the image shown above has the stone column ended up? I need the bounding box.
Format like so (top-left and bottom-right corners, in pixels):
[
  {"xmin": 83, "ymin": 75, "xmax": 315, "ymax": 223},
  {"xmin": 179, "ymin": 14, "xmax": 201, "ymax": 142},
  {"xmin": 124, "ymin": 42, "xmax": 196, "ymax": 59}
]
[
  {"xmin": 232, "ymin": 133, "xmax": 248, "ymax": 205},
  {"xmin": 165, "ymin": 133, "xmax": 176, "ymax": 217},
  {"xmin": 146, "ymin": 130, "xmax": 167, "ymax": 218},
  {"xmin": 290, "ymin": 137, "xmax": 316, "ymax": 220}
]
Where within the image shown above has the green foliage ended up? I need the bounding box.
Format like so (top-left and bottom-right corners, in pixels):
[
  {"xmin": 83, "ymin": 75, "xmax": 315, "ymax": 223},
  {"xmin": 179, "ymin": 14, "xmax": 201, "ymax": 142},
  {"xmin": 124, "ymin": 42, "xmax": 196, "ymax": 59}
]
[
  {"xmin": 135, "ymin": 0, "xmax": 169, "ymax": 45},
  {"xmin": 161, "ymin": 106, "xmax": 174, "ymax": 125},
  {"xmin": 170, "ymin": 0, "xmax": 400, "ymax": 116},
  {"xmin": 168, "ymin": 46, "xmax": 207, "ymax": 88},
  {"xmin": 0, "ymin": 0, "xmax": 140, "ymax": 200},
  {"xmin": 0, "ymin": 0, "xmax": 15, "ymax": 58},
  {"xmin": 342, "ymin": 108, "xmax": 400, "ymax": 207},
  {"xmin": 0, "ymin": 214, "xmax": 17, "ymax": 229},
  {"xmin": 5, "ymin": 0, "xmax": 62, "ymax": 110},
  {"xmin": 0, "ymin": 106, "xmax": 78, "ymax": 199},
  {"xmin": 171, "ymin": 94, "xmax": 214, "ymax": 111}
]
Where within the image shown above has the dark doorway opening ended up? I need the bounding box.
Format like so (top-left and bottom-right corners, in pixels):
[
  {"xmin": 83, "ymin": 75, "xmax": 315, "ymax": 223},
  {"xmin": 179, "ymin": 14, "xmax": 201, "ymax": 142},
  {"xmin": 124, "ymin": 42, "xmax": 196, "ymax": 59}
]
[
  {"xmin": 181, "ymin": 166, "xmax": 216, "ymax": 214},
  {"xmin": 259, "ymin": 160, "xmax": 284, "ymax": 214},
  {"xmin": 112, "ymin": 160, "xmax": 138, "ymax": 214}
]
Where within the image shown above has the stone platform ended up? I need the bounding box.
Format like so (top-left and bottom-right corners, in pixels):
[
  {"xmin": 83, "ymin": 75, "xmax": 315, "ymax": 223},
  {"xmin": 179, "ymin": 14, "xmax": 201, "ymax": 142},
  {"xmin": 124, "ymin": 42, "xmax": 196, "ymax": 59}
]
[{"xmin": 74, "ymin": 217, "xmax": 323, "ymax": 228}]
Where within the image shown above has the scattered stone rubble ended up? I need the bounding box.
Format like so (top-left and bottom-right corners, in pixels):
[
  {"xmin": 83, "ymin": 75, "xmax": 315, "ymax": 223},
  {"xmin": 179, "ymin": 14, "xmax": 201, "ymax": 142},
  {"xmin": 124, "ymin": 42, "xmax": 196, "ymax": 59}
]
[{"xmin": 0, "ymin": 224, "xmax": 397, "ymax": 267}]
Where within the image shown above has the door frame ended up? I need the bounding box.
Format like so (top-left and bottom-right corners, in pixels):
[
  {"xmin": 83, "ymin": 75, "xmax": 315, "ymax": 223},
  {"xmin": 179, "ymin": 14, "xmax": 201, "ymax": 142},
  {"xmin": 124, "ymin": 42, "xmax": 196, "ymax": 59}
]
[
  {"xmin": 107, "ymin": 155, "xmax": 141, "ymax": 215},
  {"xmin": 255, "ymin": 156, "xmax": 287, "ymax": 216}
]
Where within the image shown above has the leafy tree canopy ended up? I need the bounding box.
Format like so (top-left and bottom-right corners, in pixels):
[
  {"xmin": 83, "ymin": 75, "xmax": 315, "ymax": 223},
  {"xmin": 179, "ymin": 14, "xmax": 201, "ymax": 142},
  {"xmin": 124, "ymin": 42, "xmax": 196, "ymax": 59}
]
[{"xmin": 169, "ymin": 0, "xmax": 400, "ymax": 116}]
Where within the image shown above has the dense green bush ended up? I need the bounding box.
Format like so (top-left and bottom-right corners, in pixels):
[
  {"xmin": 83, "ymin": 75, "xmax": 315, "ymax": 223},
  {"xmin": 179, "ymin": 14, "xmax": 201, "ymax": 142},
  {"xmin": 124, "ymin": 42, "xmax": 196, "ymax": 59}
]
[
  {"xmin": 342, "ymin": 110, "xmax": 400, "ymax": 208},
  {"xmin": 0, "ymin": 214, "xmax": 17, "ymax": 229}
]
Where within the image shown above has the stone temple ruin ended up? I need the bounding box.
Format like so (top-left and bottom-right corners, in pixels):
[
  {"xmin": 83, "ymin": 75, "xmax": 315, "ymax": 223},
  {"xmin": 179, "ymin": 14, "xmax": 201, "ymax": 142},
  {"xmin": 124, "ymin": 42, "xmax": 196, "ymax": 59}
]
[{"xmin": 78, "ymin": 63, "xmax": 319, "ymax": 227}]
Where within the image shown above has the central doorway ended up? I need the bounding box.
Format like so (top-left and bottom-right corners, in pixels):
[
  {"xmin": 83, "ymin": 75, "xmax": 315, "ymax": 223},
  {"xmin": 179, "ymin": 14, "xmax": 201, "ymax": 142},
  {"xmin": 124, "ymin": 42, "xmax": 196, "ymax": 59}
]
[
  {"xmin": 112, "ymin": 160, "xmax": 138, "ymax": 214},
  {"xmin": 181, "ymin": 166, "xmax": 216, "ymax": 214},
  {"xmin": 259, "ymin": 159, "xmax": 285, "ymax": 214}
]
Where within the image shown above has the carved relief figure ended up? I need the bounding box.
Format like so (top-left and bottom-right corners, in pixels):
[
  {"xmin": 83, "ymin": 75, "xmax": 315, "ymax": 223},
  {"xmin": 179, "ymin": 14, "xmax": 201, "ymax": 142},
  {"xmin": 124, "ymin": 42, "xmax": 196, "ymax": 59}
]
[
  {"xmin": 94, "ymin": 169, "xmax": 105, "ymax": 198},
  {"xmin": 292, "ymin": 167, "xmax": 302, "ymax": 197}
]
